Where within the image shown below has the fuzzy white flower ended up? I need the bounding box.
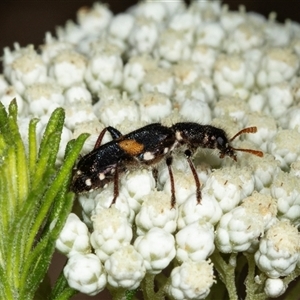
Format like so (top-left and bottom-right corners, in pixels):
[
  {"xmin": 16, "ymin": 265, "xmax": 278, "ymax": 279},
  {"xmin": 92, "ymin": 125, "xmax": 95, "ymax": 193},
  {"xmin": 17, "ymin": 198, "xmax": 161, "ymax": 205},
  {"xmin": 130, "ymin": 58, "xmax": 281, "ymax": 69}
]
[
  {"xmin": 216, "ymin": 192, "xmax": 277, "ymax": 253},
  {"xmin": 264, "ymin": 278, "xmax": 287, "ymax": 298},
  {"xmin": 90, "ymin": 208, "xmax": 133, "ymax": 262},
  {"xmin": 24, "ymin": 82, "xmax": 64, "ymax": 117},
  {"xmin": 268, "ymin": 128, "xmax": 300, "ymax": 171},
  {"xmin": 132, "ymin": 1, "xmax": 167, "ymax": 23},
  {"xmin": 84, "ymin": 47, "xmax": 123, "ymax": 93},
  {"xmin": 220, "ymin": 5, "xmax": 247, "ymax": 32},
  {"xmin": 243, "ymin": 113, "xmax": 277, "ymax": 152},
  {"xmin": 56, "ymin": 213, "xmax": 91, "ymax": 257},
  {"xmin": 135, "ymin": 190, "xmax": 178, "ymax": 236},
  {"xmin": 213, "ymin": 55, "xmax": 255, "ymax": 100},
  {"xmin": 48, "ymin": 50, "xmax": 87, "ymax": 89},
  {"xmin": 196, "ymin": 23, "xmax": 225, "ymax": 48},
  {"xmin": 108, "ymin": 13, "xmax": 135, "ymax": 42},
  {"xmin": 223, "ymin": 23, "xmax": 264, "ymax": 54},
  {"xmin": 76, "ymin": 2, "xmax": 112, "ymax": 33},
  {"xmin": 122, "ymin": 55, "xmax": 158, "ymax": 97},
  {"xmin": 179, "ymin": 98, "xmax": 212, "ymax": 123},
  {"xmin": 104, "ymin": 245, "xmax": 146, "ymax": 290},
  {"xmin": 177, "ymin": 192, "xmax": 222, "ymax": 229},
  {"xmin": 139, "ymin": 92, "xmax": 172, "ymax": 122},
  {"xmin": 40, "ymin": 32, "xmax": 74, "ymax": 65},
  {"xmin": 134, "ymin": 227, "xmax": 176, "ymax": 274},
  {"xmin": 163, "ymin": 168, "xmax": 199, "ymax": 206},
  {"xmin": 120, "ymin": 168, "xmax": 156, "ymax": 211},
  {"xmin": 264, "ymin": 82, "xmax": 294, "ymax": 118},
  {"xmin": 270, "ymin": 171, "xmax": 300, "ymax": 226},
  {"xmin": 64, "ymin": 101, "xmax": 98, "ymax": 131},
  {"xmin": 190, "ymin": 45, "xmax": 217, "ymax": 77},
  {"xmin": 93, "ymin": 186, "xmax": 135, "ymax": 224},
  {"xmin": 256, "ymin": 47, "xmax": 299, "ymax": 88},
  {"xmin": 168, "ymin": 260, "xmax": 215, "ymax": 300},
  {"xmin": 203, "ymin": 166, "xmax": 254, "ymax": 214},
  {"xmin": 263, "ymin": 17, "xmax": 292, "ymax": 47},
  {"xmin": 128, "ymin": 18, "xmax": 159, "ymax": 56},
  {"xmin": 254, "ymin": 220, "xmax": 300, "ymax": 278},
  {"xmin": 64, "ymin": 84, "xmax": 92, "ymax": 105},
  {"xmin": 9, "ymin": 48, "xmax": 48, "ymax": 95},
  {"xmin": 215, "ymin": 205, "xmax": 263, "ymax": 253},
  {"xmin": 168, "ymin": 12, "xmax": 199, "ymax": 45},
  {"xmin": 154, "ymin": 29, "xmax": 191, "ymax": 66},
  {"xmin": 142, "ymin": 68, "xmax": 175, "ymax": 97},
  {"xmin": 94, "ymin": 96, "xmax": 139, "ymax": 127},
  {"xmin": 64, "ymin": 253, "xmax": 106, "ymax": 296},
  {"xmin": 176, "ymin": 220, "xmax": 215, "ymax": 263}
]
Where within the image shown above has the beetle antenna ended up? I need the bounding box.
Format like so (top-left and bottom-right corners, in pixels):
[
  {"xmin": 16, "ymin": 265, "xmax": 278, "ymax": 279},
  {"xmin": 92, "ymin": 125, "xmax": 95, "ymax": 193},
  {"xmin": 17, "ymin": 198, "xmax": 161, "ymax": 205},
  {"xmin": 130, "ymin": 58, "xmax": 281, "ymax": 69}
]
[{"xmin": 230, "ymin": 127, "xmax": 263, "ymax": 157}]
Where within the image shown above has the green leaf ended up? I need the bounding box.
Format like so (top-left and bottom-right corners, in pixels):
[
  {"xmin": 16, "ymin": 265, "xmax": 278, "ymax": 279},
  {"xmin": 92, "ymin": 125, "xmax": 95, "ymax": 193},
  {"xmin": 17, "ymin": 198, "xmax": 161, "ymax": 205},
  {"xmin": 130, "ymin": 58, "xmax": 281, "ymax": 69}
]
[{"xmin": 0, "ymin": 101, "xmax": 89, "ymax": 300}]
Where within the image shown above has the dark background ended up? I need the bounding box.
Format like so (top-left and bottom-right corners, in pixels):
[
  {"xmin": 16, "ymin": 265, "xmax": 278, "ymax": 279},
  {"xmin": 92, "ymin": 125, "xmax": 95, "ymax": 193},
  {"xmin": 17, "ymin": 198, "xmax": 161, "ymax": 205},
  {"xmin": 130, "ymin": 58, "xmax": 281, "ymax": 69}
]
[
  {"xmin": 1, "ymin": 1, "xmax": 299, "ymax": 299},
  {"xmin": 1, "ymin": 1, "xmax": 300, "ymax": 53}
]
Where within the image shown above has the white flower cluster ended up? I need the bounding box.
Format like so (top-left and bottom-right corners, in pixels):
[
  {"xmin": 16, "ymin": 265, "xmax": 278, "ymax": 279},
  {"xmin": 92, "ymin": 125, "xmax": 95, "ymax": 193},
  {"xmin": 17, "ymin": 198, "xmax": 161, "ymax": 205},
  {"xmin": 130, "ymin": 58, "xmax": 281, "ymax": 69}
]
[{"xmin": 2, "ymin": 0, "xmax": 300, "ymax": 299}]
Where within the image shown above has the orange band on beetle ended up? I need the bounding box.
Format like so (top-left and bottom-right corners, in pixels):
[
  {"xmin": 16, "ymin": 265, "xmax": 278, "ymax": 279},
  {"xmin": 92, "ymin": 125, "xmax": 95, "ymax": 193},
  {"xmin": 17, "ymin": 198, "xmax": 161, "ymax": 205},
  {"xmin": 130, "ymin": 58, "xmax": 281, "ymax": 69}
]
[{"xmin": 119, "ymin": 139, "xmax": 144, "ymax": 155}]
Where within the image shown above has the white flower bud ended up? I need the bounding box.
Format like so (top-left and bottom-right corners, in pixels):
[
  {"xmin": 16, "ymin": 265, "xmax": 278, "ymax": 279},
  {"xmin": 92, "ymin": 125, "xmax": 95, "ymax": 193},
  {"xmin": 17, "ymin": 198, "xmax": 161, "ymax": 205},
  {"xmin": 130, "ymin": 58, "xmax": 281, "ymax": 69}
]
[
  {"xmin": 93, "ymin": 93, "xmax": 139, "ymax": 127},
  {"xmin": 9, "ymin": 48, "xmax": 48, "ymax": 95},
  {"xmin": 120, "ymin": 168, "xmax": 156, "ymax": 210},
  {"xmin": 77, "ymin": 2, "xmax": 112, "ymax": 33},
  {"xmin": 163, "ymin": 169, "xmax": 198, "ymax": 206},
  {"xmin": 64, "ymin": 253, "xmax": 106, "ymax": 296},
  {"xmin": 268, "ymin": 129, "xmax": 300, "ymax": 171},
  {"xmin": 132, "ymin": 1, "xmax": 167, "ymax": 23},
  {"xmin": 90, "ymin": 208, "xmax": 133, "ymax": 262},
  {"xmin": 255, "ymin": 220, "xmax": 300, "ymax": 278},
  {"xmin": 264, "ymin": 278, "xmax": 287, "ymax": 298},
  {"xmin": 108, "ymin": 13, "xmax": 135, "ymax": 41},
  {"xmin": 168, "ymin": 260, "xmax": 215, "ymax": 300},
  {"xmin": 213, "ymin": 55, "xmax": 254, "ymax": 100},
  {"xmin": 213, "ymin": 96, "xmax": 249, "ymax": 122},
  {"xmin": 154, "ymin": 29, "xmax": 191, "ymax": 66},
  {"xmin": 104, "ymin": 245, "xmax": 146, "ymax": 290},
  {"xmin": 270, "ymin": 171, "xmax": 300, "ymax": 226},
  {"xmin": 264, "ymin": 82, "xmax": 293, "ymax": 119},
  {"xmin": 56, "ymin": 213, "xmax": 91, "ymax": 257},
  {"xmin": 190, "ymin": 45, "xmax": 217, "ymax": 77},
  {"xmin": 48, "ymin": 50, "xmax": 87, "ymax": 89},
  {"xmin": 256, "ymin": 48, "xmax": 299, "ymax": 88},
  {"xmin": 215, "ymin": 205, "xmax": 264, "ymax": 253},
  {"xmin": 93, "ymin": 186, "xmax": 135, "ymax": 224},
  {"xmin": 123, "ymin": 55, "xmax": 157, "ymax": 98},
  {"xmin": 139, "ymin": 92, "xmax": 172, "ymax": 122},
  {"xmin": 196, "ymin": 23, "xmax": 225, "ymax": 48},
  {"xmin": 135, "ymin": 191, "xmax": 177, "ymax": 235},
  {"xmin": 128, "ymin": 18, "xmax": 159, "ymax": 56},
  {"xmin": 24, "ymin": 82, "xmax": 64, "ymax": 117},
  {"xmin": 220, "ymin": 6, "xmax": 246, "ymax": 32},
  {"xmin": 134, "ymin": 227, "xmax": 176, "ymax": 274},
  {"xmin": 142, "ymin": 68, "xmax": 175, "ymax": 97},
  {"xmin": 177, "ymin": 192, "xmax": 222, "ymax": 229},
  {"xmin": 85, "ymin": 48, "xmax": 123, "ymax": 94},
  {"xmin": 176, "ymin": 221, "xmax": 215, "ymax": 263},
  {"xmin": 64, "ymin": 101, "xmax": 98, "ymax": 131},
  {"xmin": 64, "ymin": 85, "xmax": 92, "ymax": 105},
  {"xmin": 204, "ymin": 166, "xmax": 254, "ymax": 213},
  {"xmin": 179, "ymin": 98, "xmax": 211, "ymax": 123},
  {"xmin": 223, "ymin": 23, "xmax": 264, "ymax": 54}
]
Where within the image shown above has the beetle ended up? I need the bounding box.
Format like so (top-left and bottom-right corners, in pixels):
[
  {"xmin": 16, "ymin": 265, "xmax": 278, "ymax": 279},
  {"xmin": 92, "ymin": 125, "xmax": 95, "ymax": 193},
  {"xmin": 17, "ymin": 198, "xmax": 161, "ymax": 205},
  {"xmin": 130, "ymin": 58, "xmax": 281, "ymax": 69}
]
[
  {"xmin": 170, "ymin": 123, "xmax": 263, "ymax": 204},
  {"xmin": 72, "ymin": 122, "xmax": 263, "ymax": 207},
  {"xmin": 72, "ymin": 123, "xmax": 176, "ymax": 205}
]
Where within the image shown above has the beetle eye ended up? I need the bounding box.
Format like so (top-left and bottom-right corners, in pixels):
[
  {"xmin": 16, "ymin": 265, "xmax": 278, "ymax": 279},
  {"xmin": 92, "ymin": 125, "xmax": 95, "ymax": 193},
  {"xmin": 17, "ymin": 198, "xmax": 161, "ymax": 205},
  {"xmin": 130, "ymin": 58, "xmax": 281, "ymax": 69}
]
[{"xmin": 217, "ymin": 136, "xmax": 225, "ymax": 146}]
